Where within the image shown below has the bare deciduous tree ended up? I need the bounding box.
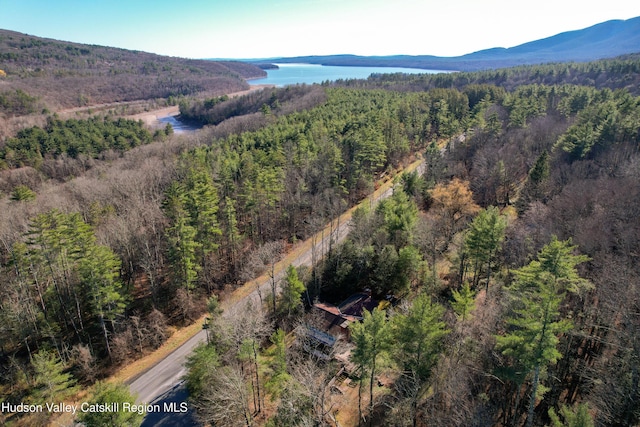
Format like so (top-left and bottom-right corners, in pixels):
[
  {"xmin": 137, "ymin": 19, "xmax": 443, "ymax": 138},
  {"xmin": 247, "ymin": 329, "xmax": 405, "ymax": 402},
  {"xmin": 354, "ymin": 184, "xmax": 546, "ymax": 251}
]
[{"xmin": 194, "ymin": 363, "xmax": 253, "ymax": 427}]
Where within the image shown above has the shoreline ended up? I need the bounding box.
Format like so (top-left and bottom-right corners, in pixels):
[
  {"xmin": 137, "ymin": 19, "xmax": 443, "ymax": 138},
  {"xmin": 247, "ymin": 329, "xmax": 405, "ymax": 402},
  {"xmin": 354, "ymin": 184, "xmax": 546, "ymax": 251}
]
[{"xmin": 125, "ymin": 84, "xmax": 275, "ymax": 128}]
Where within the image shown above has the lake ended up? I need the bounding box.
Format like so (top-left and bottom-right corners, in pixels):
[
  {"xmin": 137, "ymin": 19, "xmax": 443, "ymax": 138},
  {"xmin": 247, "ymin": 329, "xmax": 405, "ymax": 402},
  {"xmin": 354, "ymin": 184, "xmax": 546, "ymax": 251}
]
[{"xmin": 249, "ymin": 63, "xmax": 446, "ymax": 87}]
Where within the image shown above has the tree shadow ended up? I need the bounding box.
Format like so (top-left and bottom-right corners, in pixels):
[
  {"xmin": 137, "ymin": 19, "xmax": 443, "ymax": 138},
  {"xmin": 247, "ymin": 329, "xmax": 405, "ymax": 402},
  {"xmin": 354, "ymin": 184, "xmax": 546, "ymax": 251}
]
[{"xmin": 141, "ymin": 381, "xmax": 199, "ymax": 427}]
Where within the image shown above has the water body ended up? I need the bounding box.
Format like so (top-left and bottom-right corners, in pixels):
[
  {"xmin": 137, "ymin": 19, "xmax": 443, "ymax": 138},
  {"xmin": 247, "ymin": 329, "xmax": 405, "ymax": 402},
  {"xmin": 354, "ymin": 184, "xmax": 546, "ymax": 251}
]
[
  {"xmin": 157, "ymin": 114, "xmax": 200, "ymax": 133},
  {"xmin": 249, "ymin": 63, "xmax": 446, "ymax": 87}
]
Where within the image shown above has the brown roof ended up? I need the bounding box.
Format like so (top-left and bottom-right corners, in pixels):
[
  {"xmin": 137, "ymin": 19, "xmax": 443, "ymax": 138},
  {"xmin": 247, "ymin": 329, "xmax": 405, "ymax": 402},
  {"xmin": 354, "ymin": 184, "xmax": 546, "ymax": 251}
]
[
  {"xmin": 311, "ymin": 293, "xmax": 380, "ymax": 341},
  {"xmin": 338, "ymin": 293, "xmax": 378, "ymax": 317}
]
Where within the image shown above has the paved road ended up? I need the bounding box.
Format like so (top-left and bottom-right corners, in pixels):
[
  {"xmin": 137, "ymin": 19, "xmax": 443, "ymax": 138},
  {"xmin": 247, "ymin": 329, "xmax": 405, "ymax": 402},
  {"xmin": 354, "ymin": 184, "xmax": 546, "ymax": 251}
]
[{"xmin": 128, "ymin": 159, "xmax": 424, "ymax": 425}]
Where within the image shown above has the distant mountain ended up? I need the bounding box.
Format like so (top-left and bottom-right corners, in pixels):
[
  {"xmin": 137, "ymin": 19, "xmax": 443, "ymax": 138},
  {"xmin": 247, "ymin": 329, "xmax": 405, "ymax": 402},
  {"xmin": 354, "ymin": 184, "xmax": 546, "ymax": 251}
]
[{"xmin": 258, "ymin": 17, "xmax": 640, "ymax": 71}]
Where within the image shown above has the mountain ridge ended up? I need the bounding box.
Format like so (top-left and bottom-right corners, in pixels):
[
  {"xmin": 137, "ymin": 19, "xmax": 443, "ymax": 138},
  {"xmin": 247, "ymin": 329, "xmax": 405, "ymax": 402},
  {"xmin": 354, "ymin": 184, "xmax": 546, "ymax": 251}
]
[{"xmin": 252, "ymin": 17, "xmax": 640, "ymax": 71}]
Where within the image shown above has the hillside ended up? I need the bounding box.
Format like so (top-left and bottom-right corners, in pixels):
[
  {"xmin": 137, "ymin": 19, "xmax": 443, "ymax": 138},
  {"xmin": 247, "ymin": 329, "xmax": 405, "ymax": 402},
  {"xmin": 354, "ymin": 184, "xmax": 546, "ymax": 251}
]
[
  {"xmin": 0, "ymin": 29, "xmax": 265, "ymax": 115},
  {"xmin": 260, "ymin": 16, "xmax": 640, "ymax": 71}
]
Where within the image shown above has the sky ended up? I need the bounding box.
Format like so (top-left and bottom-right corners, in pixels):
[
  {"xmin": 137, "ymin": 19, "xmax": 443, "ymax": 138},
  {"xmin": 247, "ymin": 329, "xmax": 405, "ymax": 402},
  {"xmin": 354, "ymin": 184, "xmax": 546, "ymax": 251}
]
[{"xmin": 0, "ymin": 0, "xmax": 638, "ymax": 59}]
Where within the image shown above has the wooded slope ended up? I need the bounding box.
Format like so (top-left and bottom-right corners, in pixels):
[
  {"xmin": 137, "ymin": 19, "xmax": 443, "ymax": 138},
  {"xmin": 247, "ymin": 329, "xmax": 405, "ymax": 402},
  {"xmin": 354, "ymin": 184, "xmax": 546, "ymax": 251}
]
[{"xmin": 0, "ymin": 29, "xmax": 265, "ymax": 114}]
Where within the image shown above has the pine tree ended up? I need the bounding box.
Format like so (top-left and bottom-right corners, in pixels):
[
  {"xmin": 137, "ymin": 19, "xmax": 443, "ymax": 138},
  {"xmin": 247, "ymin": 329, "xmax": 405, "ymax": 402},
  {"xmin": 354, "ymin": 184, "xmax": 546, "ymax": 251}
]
[
  {"xmin": 394, "ymin": 293, "xmax": 449, "ymax": 379},
  {"xmin": 548, "ymin": 403, "xmax": 595, "ymax": 427},
  {"xmin": 497, "ymin": 274, "xmax": 571, "ymax": 427},
  {"xmin": 182, "ymin": 167, "xmax": 221, "ymax": 257},
  {"xmin": 10, "ymin": 185, "xmax": 36, "ymax": 202},
  {"xmin": 423, "ymin": 140, "xmax": 445, "ymax": 187},
  {"xmin": 392, "ymin": 292, "xmax": 449, "ymax": 427},
  {"xmin": 277, "ymin": 265, "xmax": 305, "ymax": 318},
  {"xmin": 24, "ymin": 210, "xmax": 128, "ymax": 354},
  {"xmin": 265, "ymin": 329, "xmax": 290, "ymax": 398},
  {"xmin": 496, "ymin": 237, "xmax": 590, "ymax": 427},
  {"xmin": 26, "ymin": 210, "xmax": 89, "ymax": 341},
  {"xmin": 350, "ymin": 308, "xmax": 392, "ymax": 427},
  {"xmin": 80, "ymin": 382, "xmax": 143, "ymax": 427},
  {"xmin": 528, "ymin": 150, "xmax": 550, "ymax": 185},
  {"xmin": 78, "ymin": 244, "xmax": 126, "ymax": 357},
  {"xmin": 185, "ymin": 344, "xmax": 220, "ymax": 398},
  {"xmin": 518, "ymin": 150, "xmax": 550, "ymax": 212},
  {"xmin": 376, "ymin": 190, "xmax": 418, "ymax": 248},
  {"xmin": 451, "ymin": 282, "xmax": 476, "ymax": 322},
  {"xmin": 30, "ymin": 350, "xmax": 77, "ymax": 404},
  {"xmin": 222, "ymin": 196, "xmax": 241, "ymax": 272},
  {"xmin": 463, "ymin": 206, "xmax": 507, "ymax": 290},
  {"xmin": 400, "ymin": 171, "xmax": 425, "ymax": 200},
  {"xmin": 163, "ymin": 182, "xmax": 201, "ymax": 291},
  {"xmin": 514, "ymin": 236, "xmax": 591, "ymax": 296}
]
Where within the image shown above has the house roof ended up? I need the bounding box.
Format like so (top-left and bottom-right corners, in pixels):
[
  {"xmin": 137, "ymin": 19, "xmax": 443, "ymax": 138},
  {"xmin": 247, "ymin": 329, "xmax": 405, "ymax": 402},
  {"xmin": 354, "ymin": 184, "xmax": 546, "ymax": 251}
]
[
  {"xmin": 311, "ymin": 293, "xmax": 379, "ymax": 339},
  {"xmin": 337, "ymin": 293, "xmax": 378, "ymax": 318}
]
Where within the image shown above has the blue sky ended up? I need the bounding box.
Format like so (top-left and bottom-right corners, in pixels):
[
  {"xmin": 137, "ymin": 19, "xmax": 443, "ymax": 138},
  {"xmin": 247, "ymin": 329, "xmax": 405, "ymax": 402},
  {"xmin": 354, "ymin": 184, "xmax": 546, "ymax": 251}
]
[{"xmin": 0, "ymin": 0, "xmax": 638, "ymax": 59}]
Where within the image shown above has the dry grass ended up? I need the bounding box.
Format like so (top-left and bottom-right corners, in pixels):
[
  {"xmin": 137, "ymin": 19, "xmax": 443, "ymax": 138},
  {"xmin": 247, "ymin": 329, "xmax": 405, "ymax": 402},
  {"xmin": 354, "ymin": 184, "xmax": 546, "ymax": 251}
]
[{"xmin": 333, "ymin": 381, "xmax": 362, "ymax": 427}]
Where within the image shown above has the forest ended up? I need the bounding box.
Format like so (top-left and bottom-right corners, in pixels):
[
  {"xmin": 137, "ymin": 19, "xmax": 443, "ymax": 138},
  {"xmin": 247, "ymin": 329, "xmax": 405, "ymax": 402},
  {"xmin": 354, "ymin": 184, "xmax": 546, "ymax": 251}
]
[
  {"xmin": 0, "ymin": 54, "xmax": 639, "ymax": 426},
  {"xmin": 0, "ymin": 116, "xmax": 163, "ymax": 170}
]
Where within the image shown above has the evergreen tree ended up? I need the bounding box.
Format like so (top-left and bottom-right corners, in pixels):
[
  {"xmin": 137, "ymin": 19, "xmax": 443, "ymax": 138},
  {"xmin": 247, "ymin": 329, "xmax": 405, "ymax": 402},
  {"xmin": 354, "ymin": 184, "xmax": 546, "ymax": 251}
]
[
  {"xmin": 395, "ymin": 245, "xmax": 422, "ymax": 293},
  {"xmin": 265, "ymin": 329, "xmax": 290, "ymax": 398},
  {"xmin": 423, "ymin": 140, "xmax": 445, "ymax": 187},
  {"xmin": 371, "ymin": 245, "xmax": 400, "ymax": 296},
  {"xmin": 451, "ymin": 282, "xmax": 476, "ymax": 322},
  {"xmin": 277, "ymin": 265, "xmax": 305, "ymax": 318},
  {"xmin": 222, "ymin": 196, "xmax": 241, "ymax": 272},
  {"xmin": 182, "ymin": 167, "xmax": 221, "ymax": 257},
  {"xmin": 518, "ymin": 150, "xmax": 550, "ymax": 212},
  {"xmin": 376, "ymin": 190, "xmax": 418, "ymax": 248},
  {"xmin": 80, "ymin": 382, "xmax": 143, "ymax": 427},
  {"xmin": 185, "ymin": 344, "xmax": 220, "ymax": 398},
  {"xmin": 463, "ymin": 206, "xmax": 507, "ymax": 290},
  {"xmin": 496, "ymin": 237, "xmax": 590, "ymax": 427},
  {"xmin": 400, "ymin": 170, "xmax": 425, "ymax": 200},
  {"xmin": 10, "ymin": 185, "xmax": 36, "ymax": 202},
  {"xmin": 24, "ymin": 210, "xmax": 128, "ymax": 354},
  {"xmin": 497, "ymin": 274, "xmax": 571, "ymax": 427},
  {"xmin": 392, "ymin": 293, "xmax": 448, "ymax": 427},
  {"xmin": 78, "ymin": 244, "xmax": 127, "ymax": 357},
  {"xmin": 350, "ymin": 308, "xmax": 392, "ymax": 427},
  {"xmin": 393, "ymin": 292, "xmax": 449, "ymax": 379},
  {"xmin": 26, "ymin": 210, "xmax": 89, "ymax": 341},
  {"xmin": 163, "ymin": 182, "xmax": 201, "ymax": 291},
  {"xmin": 514, "ymin": 236, "xmax": 591, "ymax": 295},
  {"xmin": 30, "ymin": 351, "xmax": 77, "ymax": 404},
  {"xmin": 528, "ymin": 150, "xmax": 550, "ymax": 185},
  {"xmin": 548, "ymin": 403, "xmax": 595, "ymax": 427},
  {"xmin": 203, "ymin": 295, "xmax": 223, "ymax": 345}
]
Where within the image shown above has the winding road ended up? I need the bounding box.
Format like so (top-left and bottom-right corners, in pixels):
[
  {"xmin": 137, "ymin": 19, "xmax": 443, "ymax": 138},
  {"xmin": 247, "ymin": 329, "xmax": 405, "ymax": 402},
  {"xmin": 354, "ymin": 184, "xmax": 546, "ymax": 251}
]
[{"xmin": 127, "ymin": 158, "xmax": 425, "ymax": 426}]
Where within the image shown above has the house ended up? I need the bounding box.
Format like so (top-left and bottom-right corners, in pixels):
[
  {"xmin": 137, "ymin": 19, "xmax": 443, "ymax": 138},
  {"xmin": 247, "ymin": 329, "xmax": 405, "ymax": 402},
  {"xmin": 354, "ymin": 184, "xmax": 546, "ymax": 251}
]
[{"xmin": 301, "ymin": 292, "xmax": 379, "ymax": 361}]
